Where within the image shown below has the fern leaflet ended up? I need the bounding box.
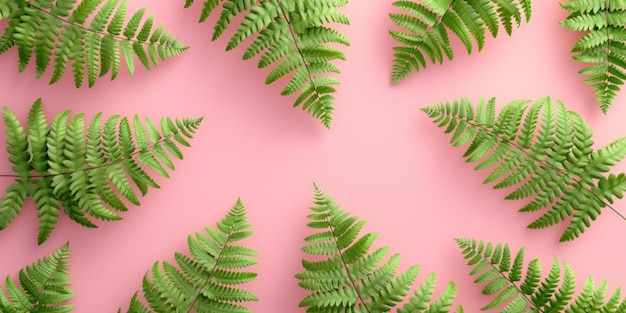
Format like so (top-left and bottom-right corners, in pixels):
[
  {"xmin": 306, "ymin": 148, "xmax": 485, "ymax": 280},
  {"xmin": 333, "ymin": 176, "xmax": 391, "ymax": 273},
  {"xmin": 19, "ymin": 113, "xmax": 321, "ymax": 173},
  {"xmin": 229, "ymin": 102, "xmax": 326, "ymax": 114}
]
[
  {"xmin": 0, "ymin": 242, "xmax": 73, "ymax": 313},
  {"xmin": 561, "ymin": 0, "xmax": 626, "ymax": 113},
  {"xmin": 422, "ymin": 97, "xmax": 626, "ymax": 241},
  {"xmin": 0, "ymin": 99, "xmax": 203, "ymax": 244},
  {"xmin": 389, "ymin": 0, "xmax": 532, "ymax": 84},
  {"xmin": 183, "ymin": 0, "xmax": 351, "ymax": 129},
  {"xmin": 456, "ymin": 238, "xmax": 626, "ymax": 312},
  {"xmin": 1, "ymin": 0, "xmax": 187, "ymax": 87},
  {"xmin": 296, "ymin": 184, "xmax": 464, "ymax": 312},
  {"xmin": 121, "ymin": 198, "xmax": 258, "ymax": 313}
]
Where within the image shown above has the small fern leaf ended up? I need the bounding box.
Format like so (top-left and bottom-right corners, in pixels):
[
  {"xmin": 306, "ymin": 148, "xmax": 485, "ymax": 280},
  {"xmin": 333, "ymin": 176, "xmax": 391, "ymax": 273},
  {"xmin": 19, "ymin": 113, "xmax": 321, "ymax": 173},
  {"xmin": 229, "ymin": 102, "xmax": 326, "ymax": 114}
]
[
  {"xmin": 0, "ymin": 99, "xmax": 204, "ymax": 244},
  {"xmin": 456, "ymin": 238, "xmax": 626, "ymax": 311},
  {"xmin": 0, "ymin": 242, "xmax": 73, "ymax": 313},
  {"xmin": 423, "ymin": 97, "xmax": 626, "ymax": 241},
  {"xmin": 561, "ymin": 0, "xmax": 626, "ymax": 113},
  {"xmin": 297, "ymin": 184, "xmax": 463, "ymax": 312},
  {"xmin": 389, "ymin": 0, "xmax": 533, "ymax": 84},
  {"xmin": 184, "ymin": 0, "xmax": 350, "ymax": 128},
  {"xmin": 121, "ymin": 199, "xmax": 258, "ymax": 313},
  {"xmin": 2, "ymin": 0, "xmax": 187, "ymax": 87}
]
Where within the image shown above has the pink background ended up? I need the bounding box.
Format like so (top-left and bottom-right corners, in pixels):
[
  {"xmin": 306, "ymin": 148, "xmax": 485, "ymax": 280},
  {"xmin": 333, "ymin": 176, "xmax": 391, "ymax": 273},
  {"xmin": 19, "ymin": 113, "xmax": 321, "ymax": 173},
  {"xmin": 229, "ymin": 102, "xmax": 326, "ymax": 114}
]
[{"xmin": 1, "ymin": 1, "xmax": 625, "ymax": 311}]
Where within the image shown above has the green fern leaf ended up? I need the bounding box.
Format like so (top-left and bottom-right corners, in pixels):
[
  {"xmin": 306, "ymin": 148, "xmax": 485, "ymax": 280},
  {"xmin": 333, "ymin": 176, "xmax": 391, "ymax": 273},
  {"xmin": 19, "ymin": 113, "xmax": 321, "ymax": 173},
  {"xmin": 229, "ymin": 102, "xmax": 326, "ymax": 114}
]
[
  {"xmin": 1, "ymin": 0, "xmax": 187, "ymax": 87},
  {"xmin": 423, "ymin": 97, "xmax": 626, "ymax": 241},
  {"xmin": 0, "ymin": 242, "xmax": 73, "ymax": 313},
  {"xmin": 121, "ymin": 199, "xmax": 258, "ymax": 313},
  {"xmin": 0, "ymin": 99, "xmax": 203, "ymax": 244},
  {"xmin": 390, "ymin": 0, "xmax": 532, "ymax": 84},
  {"xmin": 561, "ymin": 0, "xmax": 626, "ymax": 113},
  {"xmin": 297, "ymin": 184, "xmax": 463, "ymax": 312},
  {"xmin": 184, "ymin": 0, "xmax": 350, "ymax": 128},
  {"xmin": 456, "ymin": 238, "xmax": 626, "ymax": 311}
]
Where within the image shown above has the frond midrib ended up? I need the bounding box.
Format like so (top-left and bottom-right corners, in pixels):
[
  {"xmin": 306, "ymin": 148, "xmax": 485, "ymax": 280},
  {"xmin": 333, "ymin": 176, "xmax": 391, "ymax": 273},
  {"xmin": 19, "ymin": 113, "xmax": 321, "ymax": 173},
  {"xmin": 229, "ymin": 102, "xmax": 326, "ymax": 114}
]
[
  {"xmin": 325, "ymin": 205, "xmax": 372, "ymax": 312},
  {"xmin": 462, "ymin": 242, "xmax": 545, "ymax": 312},
  {"xmin": 276, "ymin": 0, "xmax": 333, "ymax": 128},
  {"xmin": 25, "ymin": 243, "xmax": 70, "ymax": 311},
  {"xmin": 0, "ymin": 131, "xmax": 182, "ymax": 180},
  {"xmin": 432, "ymin": 108, "xmax": 626, "ymax": 225},
  {"xmin": 186, "ymin": 212, "xmax": 239, "ymax": 312},
  {"xmin": 26, "ymin": 2, "xmax": 188, "ymax": 49},
  {"xmin": 392, "ymin": 0, "xmax": 454, "ymax": 84}
]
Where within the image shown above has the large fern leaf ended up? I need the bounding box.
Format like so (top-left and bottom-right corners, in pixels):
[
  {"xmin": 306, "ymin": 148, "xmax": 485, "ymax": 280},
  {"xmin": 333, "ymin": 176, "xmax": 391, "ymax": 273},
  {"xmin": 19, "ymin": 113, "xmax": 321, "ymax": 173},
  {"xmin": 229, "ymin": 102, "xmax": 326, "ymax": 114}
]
[
  {"xmin": 0, "ymin": 99, "xmax": 203, "ymax": 245},
  {"xmin": 422, "ymin": 97, "xmax": 626, "ymax": 241},
  {"xmin": 121, "ymin": 198, "xmax": 258, "ymax": 313},
  {"xmin": 561, "ymin": 0, "xmax": 626, "ymax": 113},
  {"xmin": 389, "ymin": 0, "xmax": 532, "ymax": 84},
  {"xmin": 296, "ymin": 184, "xmax": 464, "ymax": 312},
  {"xmin": 183, "ymin": 0, "xmax": 350, "ymax": 129},
  {"xmin": 0, "ymin": 242, "xmax": 73, "ymax": 313},
  {"xmin": 1, "ymin": 0, "xmax": 187, "ymax": 87},
  {"xmin": 457, "ymin": 238, "xmax": 625, "ymax": 312}
]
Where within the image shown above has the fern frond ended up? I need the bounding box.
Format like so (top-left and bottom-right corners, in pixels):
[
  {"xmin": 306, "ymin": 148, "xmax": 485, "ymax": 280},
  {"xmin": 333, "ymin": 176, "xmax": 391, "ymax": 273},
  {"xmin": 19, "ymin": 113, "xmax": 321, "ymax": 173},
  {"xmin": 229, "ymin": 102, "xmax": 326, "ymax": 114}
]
[
  {"xmin": 121, "ymin": 199, "xmax": 258, "ymax": 313},
  {"xmin": 3, "ymin": 0, "xmax": 187, "ymax": 87},
  {"xmin": 561, "ymin": 0, "xmax": 626, "ymax": 113},
  {"xmin": 184, "ymin": 0, "xmax": 350, "ymax": 128},
  {"xmin": 0, "ymin": 242, "xmax": 73, "ymax": 313},
  {"xmin": 456, "ymin": 238, "xmax": 625, "ymax": 311},
  {"xmin": 389, "ymin": 0, "xmax": 532, "ymax": 84},
  {"xmin": 297, "ymin": 184, "xmax": 463, "ymax": 312},
  {"xmin": 422, "ymin": 97, "xmax": 626, "ymax": 241},
  {"xmin": 0, "ymin": 99, "xmax": 203, "ymax": 244}
]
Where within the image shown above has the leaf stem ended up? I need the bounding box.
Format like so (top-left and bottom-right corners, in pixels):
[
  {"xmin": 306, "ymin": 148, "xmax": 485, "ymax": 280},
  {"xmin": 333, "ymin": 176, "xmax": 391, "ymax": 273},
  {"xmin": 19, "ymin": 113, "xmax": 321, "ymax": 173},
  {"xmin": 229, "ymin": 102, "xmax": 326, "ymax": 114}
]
[
  {"xmin": 445, "ymin": 113, "xmax": 626, "ymax": 223},
  {"xmin": 275, "ymin": 0, "xmax": 331, "ymax": 125},
  {"xmin": 27, "ymin": 2, "xmax": 181, "ymax": 49},
  {"xmin": 466, "ymin": 243, "xmax": 546, "ymax": 313},
  {"xmin": 0, "ymin": 133, "xmax": 181, "ymax": 179},
  {"xmin": 186, "ymin": 216, "xmax": 237, "ymax": 312},
  {"xmin": 325, "ymin": 202, "xmax": 372, "ymax": 312}
]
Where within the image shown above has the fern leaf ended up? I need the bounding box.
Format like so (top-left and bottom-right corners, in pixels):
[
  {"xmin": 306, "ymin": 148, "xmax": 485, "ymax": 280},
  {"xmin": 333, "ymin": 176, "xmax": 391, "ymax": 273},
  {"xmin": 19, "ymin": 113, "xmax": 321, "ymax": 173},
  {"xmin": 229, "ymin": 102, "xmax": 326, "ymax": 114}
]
[
  {"xmin": 389, "ymin": 0, "xmax": 532, "ymax": 84},
  {"xmin": 297, "ymin": 184, "xmax": 463, "ymax": 312},
  {"xmin": 0, "ymin": 242, "xmax": 73, "ymax": 313},
  {"xmin": 423, "ymin": 97, "xmax": 626, "ymax": 241},
  {"xmin": 2, "ymin": 0, "xmax": 187, "ymax": 87},
  {"xmin": 561, "ymin": 0, "xmax": 626, "ymax": 113},
  {"xmin": 456, "ymin": 238, "xmax": 626, "ymax": 311},
  {"xmin": 121, "ymin": 199, "xmax": 258, "ymax": 313},
  {"xmin": 0, "ymin": 99, "xmax": 203, "ymax": 244},
  {"xmin": 184, "ymin": 0, "xmax": 350, "ymax": 128}
]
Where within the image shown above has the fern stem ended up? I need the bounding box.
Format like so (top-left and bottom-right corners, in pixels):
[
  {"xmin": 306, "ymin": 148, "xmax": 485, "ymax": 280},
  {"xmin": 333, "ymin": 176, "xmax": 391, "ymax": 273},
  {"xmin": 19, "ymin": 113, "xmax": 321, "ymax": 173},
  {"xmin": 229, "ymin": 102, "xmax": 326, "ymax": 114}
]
[
  {"xmin": 0, "ymin": 133, "xmax": 179, "ymax": 179},
  {"xmin": 275, "ymin": 0, "xmax": 327, "ymax": 116},
  {"xmin": 325, "ymin": 210, "xmax": 372, "ymax": 312},
  {"xmin": 444, "ymin": 114, "xmax": 626, "ymax": 223},
  {"xmin": 465, "ymin": 243, "xmax": 546, "ymax": 312},
  {"xmin": 603, "ymin": 0, "xmax": 611, "ymax": 110},
  {"xmin": 26, "ymin": 3, "xmax": 180, "ymax": 49},
  {"xmin": 393, "ymin": 0, "xmax": 455, "ymax": 81},
  {"xmin": 186, "ymin": 213, "xmax": 237, "ymax": 312}
]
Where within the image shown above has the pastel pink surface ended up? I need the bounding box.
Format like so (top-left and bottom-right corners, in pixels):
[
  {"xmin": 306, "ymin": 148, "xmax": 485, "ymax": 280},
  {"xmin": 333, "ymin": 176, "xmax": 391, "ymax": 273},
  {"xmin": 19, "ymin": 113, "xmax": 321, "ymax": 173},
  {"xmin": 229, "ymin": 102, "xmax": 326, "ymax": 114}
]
[{"xmin": 0, "ymin": 1, "xmax": 625, "ymax": 312}]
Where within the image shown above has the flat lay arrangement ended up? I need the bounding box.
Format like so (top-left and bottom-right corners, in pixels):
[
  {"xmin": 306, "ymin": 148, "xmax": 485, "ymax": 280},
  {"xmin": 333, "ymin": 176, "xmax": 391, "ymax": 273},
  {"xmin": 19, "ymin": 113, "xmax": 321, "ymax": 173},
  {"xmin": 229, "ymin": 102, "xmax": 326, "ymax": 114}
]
[{"xmin": 0, "ymin": 0, "xmax": 626, "ymax": 312}]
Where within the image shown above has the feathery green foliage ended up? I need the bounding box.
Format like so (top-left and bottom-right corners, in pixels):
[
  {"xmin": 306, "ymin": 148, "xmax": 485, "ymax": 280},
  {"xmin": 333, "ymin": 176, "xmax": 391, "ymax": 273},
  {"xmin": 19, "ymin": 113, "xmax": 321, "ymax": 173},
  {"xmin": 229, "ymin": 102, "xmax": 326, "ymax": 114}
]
[
  {"xmin": 0, "ymin": 0, "xmax": 17, "ymax": 20},
  {"xmin": 422, "ymin": 97, "xmax": 626, "ymax": 241},
  {"xmin": 457, "ymin": 238, "xmax": 626, "ymax": 312},
  {"xmin": 296, "ymin": 184, "xmax": 464, "ymax": 312},
  {"xmin": 0, "ymin": 242, "xmax": 73, "ymax": 313},
  {"xmin": 0, "ymin": 99, "xmax": 203, "ymax": 245},
  {"xmin": 121, "ymin": 199, "xmax": 258, "ymax": 313},
  {"xmin": 561, "ymin": 0, "xmax": 626, "ymax": 113},
  {"xmin": 389, "ymin": 0, "xmax": 532, "ymax": 84},
  {"xmin": 183, "ymin": 0, "xmax": 351, "ymax": 128},
  {"xmin": 0, "ymin": 0, "xmax": 187, "ymax": 87}
]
